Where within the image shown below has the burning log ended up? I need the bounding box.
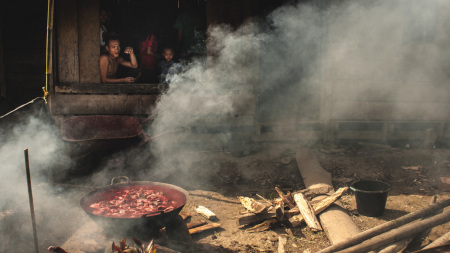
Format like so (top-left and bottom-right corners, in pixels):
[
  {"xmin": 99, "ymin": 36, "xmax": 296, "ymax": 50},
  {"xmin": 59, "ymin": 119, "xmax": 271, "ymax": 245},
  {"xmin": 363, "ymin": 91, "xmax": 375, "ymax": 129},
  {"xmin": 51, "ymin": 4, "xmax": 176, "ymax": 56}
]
[
  {"xmin": 293, "ymin": 193, "xmax": 322, "ymax": 231},
  {"xmin": 238, "ymin": 196, "xmax": 269, "ymax": 213},
  {"xmin": 275, "ymin": 187, "xmax": 296, "ymax": 209},
  {"xmin": 188, "ymin": 223, "xmax": 221, "ymax": 234},
  {"xmin": 289, "ymin": 187, "xmax": 348, "ymax": 227},
  {"xmin": 195, "ymin": 206, "xmax": 217, "ymax": 220}
]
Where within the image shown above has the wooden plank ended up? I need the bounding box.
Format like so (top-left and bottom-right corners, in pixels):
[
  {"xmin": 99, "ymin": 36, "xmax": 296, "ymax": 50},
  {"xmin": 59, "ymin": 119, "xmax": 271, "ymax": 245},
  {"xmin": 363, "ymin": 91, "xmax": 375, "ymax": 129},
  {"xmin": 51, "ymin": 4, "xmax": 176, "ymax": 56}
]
[
  {"xmin": 49, "ymin": 94, "xmax": 158, "ymax": 115},
  {"xmin": 78, "ymin": 0, "xmax": 100, "ymax": 83},
  {"xmin": 332, "ymin": 101, "xmax": 450, "ymax": 121},
  {"xmin": 254, "ymin": 131, "xmax": 323, "ymax": 142},
  {"xmin": 55, "ymin": 84, "xmax": 162, "ymax": 94},
  {"xmin": 56, "ymin": 0, "xmax": 79, "ymax": 83}
]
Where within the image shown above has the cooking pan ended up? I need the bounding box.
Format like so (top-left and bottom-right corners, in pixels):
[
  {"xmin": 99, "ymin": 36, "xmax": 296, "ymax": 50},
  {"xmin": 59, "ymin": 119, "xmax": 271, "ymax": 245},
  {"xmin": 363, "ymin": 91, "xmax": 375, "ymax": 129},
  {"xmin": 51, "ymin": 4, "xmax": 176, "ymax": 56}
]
[{"xmin": 80, "ymin": 176, "xmax": 188, "ymax": 234}]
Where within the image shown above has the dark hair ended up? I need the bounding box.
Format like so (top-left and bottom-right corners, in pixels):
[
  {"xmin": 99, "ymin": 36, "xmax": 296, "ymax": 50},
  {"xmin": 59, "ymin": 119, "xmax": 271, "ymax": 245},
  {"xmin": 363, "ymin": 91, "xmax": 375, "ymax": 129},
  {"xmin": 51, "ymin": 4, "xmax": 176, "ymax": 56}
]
[
  {"xmin": 105, "ymin": 34, "xmax": 120, "ymax": 46},
  {"xmin": 162, "ymin": 47, "xmax": 175, "ymax": 54}
]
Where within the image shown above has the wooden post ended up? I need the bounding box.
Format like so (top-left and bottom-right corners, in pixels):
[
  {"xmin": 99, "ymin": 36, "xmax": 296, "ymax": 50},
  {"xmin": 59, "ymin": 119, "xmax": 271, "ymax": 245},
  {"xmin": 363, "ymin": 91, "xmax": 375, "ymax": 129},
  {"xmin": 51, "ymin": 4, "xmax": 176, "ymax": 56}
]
[
  {"xmin": 78, "ymin": 0, "xmax": 100, "ymax": 83},
  {"xmin": 56, "ymin": 0, "xmax": 79, "ymax": 83},
  {"xmin": 296, "ymin": 149, "xmax": 360, "ymax": 244},
  {"xmin": 0, "ymin": 15, "xmax": 5, "ymax": 98}
]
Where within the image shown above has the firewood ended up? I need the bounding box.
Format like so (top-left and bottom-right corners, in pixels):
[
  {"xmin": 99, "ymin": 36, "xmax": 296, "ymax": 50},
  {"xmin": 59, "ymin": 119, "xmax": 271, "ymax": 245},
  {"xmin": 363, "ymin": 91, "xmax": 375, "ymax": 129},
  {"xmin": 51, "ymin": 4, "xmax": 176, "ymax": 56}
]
[
  {"xmin": 289, "ymin": 187, "xmax": 348, "ymax": 227},
  {"xmin": 295, "ymin": 186, "xmax": 333, "ymax": 200},
  {"xmin": 195, "ymin": 206, "xmax": 217, "ymax": 220},
  {"xmin": 275, "ymin": 202, "xmax": 285, "ymax": 222},
  {"xmin": 293, "ymin": 193, "xmax": 322, "ymax": 231},
  {"xmin": 188, "ymin": 223, "xmax": 221, "ymax": 234},
  {"xmin": 238, "ymin": 208, "xmax": 300, "ymax": 226},
  {"xmin": 275, "ymin": 187, "xmax": 296, "ymax": 209},
  {"xmin": 256, "ymin": 194, "xmax": 275, "ymax": 206},
  {"xmin": 186, "ymin": 220, "xmax": 207, "ymax": 229},
  {"xmin": 238, "ymin": 196, "xmax": 269, "ymax": 213},
  {"xmin": 278, "ymin": 236, "xmax": 287, "ymax": 253},
  {"xmin": 246, "ymin": 219, "xmax": 277, "ymax": 233},
  {"xmin": 179, "ymin": 212, "xmax": 190, "ymax": 220},
  {"xmin": 286, "ymin": 191, "xmax": 295, "ymax": 204}
]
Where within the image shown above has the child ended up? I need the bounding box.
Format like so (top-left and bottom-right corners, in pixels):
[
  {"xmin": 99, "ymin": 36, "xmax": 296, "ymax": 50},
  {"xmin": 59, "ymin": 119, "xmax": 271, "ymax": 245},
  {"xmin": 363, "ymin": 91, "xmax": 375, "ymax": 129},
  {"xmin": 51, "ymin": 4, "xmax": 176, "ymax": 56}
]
[
  {"xmin": 99, "ymin": 36, "xmax": 139, "ymax": 83},
  {"xmin": 158, "ymin": 47, "xmax": 182, "ymax": 84},
  {"xmin": 138, "ymin": 33, "xmax": 159, "ymax": 83}
]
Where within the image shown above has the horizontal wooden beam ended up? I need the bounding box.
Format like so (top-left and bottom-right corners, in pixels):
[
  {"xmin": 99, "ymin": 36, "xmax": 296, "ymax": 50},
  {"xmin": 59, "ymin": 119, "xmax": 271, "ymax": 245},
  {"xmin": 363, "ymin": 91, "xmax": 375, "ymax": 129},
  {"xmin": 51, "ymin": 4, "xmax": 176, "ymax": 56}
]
[
  {"xmin": 55, "ymin": 84, "xmax": 163, "ymax": 94},
  {"xmin": 49, "ymin": 94, "xmax": 158, "ymax": 115},
  {"xmin": 332, "ymin": 101, "xmax": 450, "ymax": 120}
]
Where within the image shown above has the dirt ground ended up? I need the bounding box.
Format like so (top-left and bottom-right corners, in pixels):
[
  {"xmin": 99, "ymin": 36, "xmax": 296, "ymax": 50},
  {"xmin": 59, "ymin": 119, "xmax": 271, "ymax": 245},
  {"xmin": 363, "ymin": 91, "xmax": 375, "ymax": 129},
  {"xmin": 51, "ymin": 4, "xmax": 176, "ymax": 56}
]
[
  {"xmin": 2, "ymin": 142, "xmax": 450, "ymax": 253},
  {"xmin": 169, "ymin": 143, "xmax": 450, "ymax": 253}
]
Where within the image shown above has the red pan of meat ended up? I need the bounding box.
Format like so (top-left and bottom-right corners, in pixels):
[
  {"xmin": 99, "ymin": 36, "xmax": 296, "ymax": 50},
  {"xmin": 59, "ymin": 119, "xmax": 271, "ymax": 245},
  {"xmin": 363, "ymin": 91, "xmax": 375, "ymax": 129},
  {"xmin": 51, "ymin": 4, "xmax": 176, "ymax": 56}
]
[{"xmin": 80, "ymin": 176, "xmax": 188, "ymax": 233}]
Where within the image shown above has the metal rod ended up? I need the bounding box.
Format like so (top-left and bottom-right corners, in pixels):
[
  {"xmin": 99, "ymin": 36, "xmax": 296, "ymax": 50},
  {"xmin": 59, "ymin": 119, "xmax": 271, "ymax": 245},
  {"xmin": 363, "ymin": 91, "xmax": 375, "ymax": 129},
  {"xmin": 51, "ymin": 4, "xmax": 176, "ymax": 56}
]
[{"xmin": 24, "ymin": 148, "xmax": 39, "ymax": 253}]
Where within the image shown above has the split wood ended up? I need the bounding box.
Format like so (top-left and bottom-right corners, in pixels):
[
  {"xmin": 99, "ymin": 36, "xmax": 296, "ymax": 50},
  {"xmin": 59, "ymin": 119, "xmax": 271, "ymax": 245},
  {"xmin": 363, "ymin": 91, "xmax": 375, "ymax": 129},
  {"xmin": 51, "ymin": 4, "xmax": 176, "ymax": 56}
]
[
  {"xmin": 238, "ymin": 196, "xmax": 268, "ymax": 213},
  {"xmin": 275, "ymin": 187, "xmax": 296, "ymax": 209},
  {"xmin": 293, "ymin": 193, "xmax": 322, "ymax": 231},
  {"xmin": 188, "ymin": 223, "xmax": 221, "ymax": 234},
  {"xmin": 289, "ymin": 187, "xmax": 348, "ymax": 227},
  {"xmin": 278, "ymin": 236, "xmax": 287, "ymax": 253},
  {"xmin": 317, "ymin": 198, "xmax": 450, "ymax": 253}
]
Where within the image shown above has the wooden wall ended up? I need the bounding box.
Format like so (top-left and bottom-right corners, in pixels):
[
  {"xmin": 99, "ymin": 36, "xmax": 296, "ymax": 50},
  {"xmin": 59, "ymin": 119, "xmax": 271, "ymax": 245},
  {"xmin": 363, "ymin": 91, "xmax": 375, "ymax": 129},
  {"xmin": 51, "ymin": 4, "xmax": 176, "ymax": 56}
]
[{"xmin": 56, "ymin": 0, "xmax": 99, "ymax": 84}]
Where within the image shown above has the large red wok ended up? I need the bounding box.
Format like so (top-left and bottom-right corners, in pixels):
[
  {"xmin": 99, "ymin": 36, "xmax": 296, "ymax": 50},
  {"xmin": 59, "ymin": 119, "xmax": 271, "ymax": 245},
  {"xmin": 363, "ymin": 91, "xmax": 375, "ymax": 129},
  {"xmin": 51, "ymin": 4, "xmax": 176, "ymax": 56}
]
[{"xmin": 80, "ymin": 177, "xmax": 188, "ymax": 234}]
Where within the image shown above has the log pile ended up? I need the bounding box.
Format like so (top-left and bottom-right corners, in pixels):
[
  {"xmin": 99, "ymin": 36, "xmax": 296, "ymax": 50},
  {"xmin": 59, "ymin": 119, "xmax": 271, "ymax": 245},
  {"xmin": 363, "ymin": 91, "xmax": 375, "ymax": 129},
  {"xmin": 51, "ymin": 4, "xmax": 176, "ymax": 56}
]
[{"xmin": 237, "ymin": 186, "xmax": 349, "ymax": 232}]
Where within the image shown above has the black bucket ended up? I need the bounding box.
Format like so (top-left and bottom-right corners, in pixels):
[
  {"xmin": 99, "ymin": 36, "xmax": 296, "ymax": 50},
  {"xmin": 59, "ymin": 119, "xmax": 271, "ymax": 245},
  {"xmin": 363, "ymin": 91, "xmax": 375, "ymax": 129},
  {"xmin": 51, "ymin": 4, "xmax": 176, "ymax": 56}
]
[{"xmin": 350, "ymin": 180, "xmax": 391, "ymax": 217}]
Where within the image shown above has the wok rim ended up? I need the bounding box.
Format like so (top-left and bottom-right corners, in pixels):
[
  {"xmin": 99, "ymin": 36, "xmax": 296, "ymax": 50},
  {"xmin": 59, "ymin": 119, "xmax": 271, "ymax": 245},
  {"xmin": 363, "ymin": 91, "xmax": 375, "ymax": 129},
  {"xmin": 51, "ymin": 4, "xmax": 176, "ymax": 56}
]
[{"xmin": 80, "ymin": 180, "xmax": 189, "ymax": 219}]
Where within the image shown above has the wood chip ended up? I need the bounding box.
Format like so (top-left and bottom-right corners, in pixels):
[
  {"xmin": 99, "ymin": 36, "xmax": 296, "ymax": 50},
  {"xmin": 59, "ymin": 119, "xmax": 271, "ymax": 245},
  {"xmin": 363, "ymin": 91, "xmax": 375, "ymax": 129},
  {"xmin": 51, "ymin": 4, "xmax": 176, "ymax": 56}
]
[
  {"xmin": 238, "ymin": 196, "xmax": 269, "ymax": 213},
  {"xmin": 195, "ymin": 206, "xmax": 217, "ymax": 220}
]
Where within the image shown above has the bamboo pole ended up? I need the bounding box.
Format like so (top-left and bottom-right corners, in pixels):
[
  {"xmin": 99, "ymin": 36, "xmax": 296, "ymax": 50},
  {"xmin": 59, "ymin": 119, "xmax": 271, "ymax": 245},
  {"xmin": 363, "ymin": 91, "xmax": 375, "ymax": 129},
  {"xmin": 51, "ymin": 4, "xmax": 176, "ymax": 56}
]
[
  {"xmin": 317, "ymin": 198, "xmax": 450, "ymax": 253},
  {"xmin": 337, "ymin": 210, "xmax": 450, "ymax": 253},
  {"xmin": 25, "ymin": 149, "xmax": 39, "ymax": 253}
]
